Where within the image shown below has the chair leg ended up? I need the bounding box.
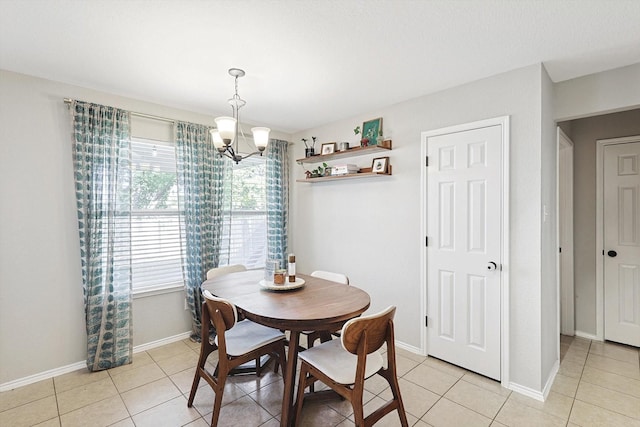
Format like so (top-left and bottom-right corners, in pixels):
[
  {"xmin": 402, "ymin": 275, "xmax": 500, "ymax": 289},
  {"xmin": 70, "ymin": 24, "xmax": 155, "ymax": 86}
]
[
  {"xmin": 255, "ymin": 356, "xmax": 262, "ymax": 376},
  {"xmin": 380, "ymin": 369, "xmax": 408, "ymax": 427},
  {"xmin": 210, "ymin": 380, "xmax": 225, "ymax": 427},
  {"xmin": 293, "ymin": 364, "xmax": 311, "ymax": 425},
  {"xmin": 188, "ymin": 339, "xmax": 215, "ymax": 407}
]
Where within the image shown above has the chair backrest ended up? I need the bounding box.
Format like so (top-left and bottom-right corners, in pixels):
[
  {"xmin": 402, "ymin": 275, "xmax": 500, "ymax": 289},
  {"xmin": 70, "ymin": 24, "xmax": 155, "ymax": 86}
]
[
  {"xmin": 310, "ymin": 270, "xmax": 349, "ymax": 285},
  {"xmin": 202, "ymin": 290, "xmax": 238, "ymax": 331},
  {"xmin": 206, "ymin": 264, "xmax": 247, "ymax": 280},
  {"xmin": 341, "ymin": 306, "xmax": 396, "ymax": 355}
]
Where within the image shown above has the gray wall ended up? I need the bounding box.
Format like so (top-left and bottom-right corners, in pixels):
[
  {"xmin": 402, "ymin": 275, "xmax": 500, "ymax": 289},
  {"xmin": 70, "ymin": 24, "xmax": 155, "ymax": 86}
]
[{"xmin": 559, "ymin": 109, "xmax": 640, "ymax": 336}]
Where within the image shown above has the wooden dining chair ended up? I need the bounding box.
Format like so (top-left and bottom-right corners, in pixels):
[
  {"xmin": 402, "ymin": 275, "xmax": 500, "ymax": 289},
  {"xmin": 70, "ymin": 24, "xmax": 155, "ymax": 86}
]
[
  {"xmin": 188, "ymin": 290, "xmax": 287, "ymax": 427},
  {"xmin": 303, "ymin": 270, "xmax": 350, "ymax": 349},
  {"xmin": 205, "ymin": 264, "xmax": 246, "ymax": 280},
  {"xmin": 294, "ymin": 306, "xmax": 408, "ymax": 427}
]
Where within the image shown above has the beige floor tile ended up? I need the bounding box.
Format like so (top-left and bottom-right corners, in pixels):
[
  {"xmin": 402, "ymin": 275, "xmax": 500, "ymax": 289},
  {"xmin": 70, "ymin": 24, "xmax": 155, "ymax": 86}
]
[
  {"xmin": 581, "ymin": 365, "xmax": 640, "ymax": 398},
  {"xmin": 53, "ymin": 368, "xmax": 109, "ymax": 393},
  {"xmin": 495, "ymin": 398, "xmax": 566, "ymax": 427},
  {"xmin": 227, "ymin": 369, "xmax": 282, "ymax": 395},
  {"xmin": 131, "ymin": 395, "xmax": 201, "ymax": 427},
  {"xmin": 59, "ymin": 395, "xmax": 129, "ymax": 427},
  {"xmin": 189, "ymin": 378, "xmax": 247, "ymax": 417},
  {"xmin": 182, "ymin": 337, "xmax": 201, "ymax": 351},
  {"xmin": 569, "ymin": 399, "xmax": 640, "ymax": 427},
  {"xmin": 169, "ymin": 367, "xmax": 198, "ymax": 394},
  {"xmin": 558, "ymin": 359, "xmax": 585, "ymax": 379},
  {"xmin": 0, "ymin": 378, "xmax": 55, "ymax": 412},
  {"xmin": 156, "ymin": 349, "xmax": 199, "ymax": 376},
  {"xmin": 249, "ymin": 379, "xmax": 285, "ymax": 417},
  {"xmin": 423, "ymin": 397, "xmax": 491, "ymax": 427},
  {"xmin": 403, "ymin": 364, "xmax": 459, "ymax": 395},
  {"xmin": 363, "ymin": 372, "xmax": 392, "ymax": 395},
  {"xmin": 569, "ymin": 337, "xmax": 592, "ymax": 351},
  {"xmin": 212, "ymin": 395, "xmax": 276, "ymax": 427},
  {"xmin": 490, "ymin": 422, "xmax": 508, "ymax": 427},
  {"xmin": 110, "ymin": 362, "xmax": 166, "ymax": 393},
  {"xmin": 395, "ymin": 347, "xmax": 428, "ymax": 364},
  {"xmin": 183, "ymin": 417, "xmax": 210, "ymax": 427},
  {"xmin": 0, "ymin": 395, "xmax": 58, "ymax": 427},
  {"xmin": 507, "ymin": 391, "xmax": 573, "ymax": 420},
  {"xmin": 107, "ymin": 351, "xmax": 154, "ymax": 376},
  {"xmin": 562, "ymin": 348, "xmax": 588, "ymax": 365},
  {"xmin": 326, "ymin": 388, "xmax": 376, "ymax": 418},
  {"xmin": 444, "ymin": 379, "xmax": 508, "ymax": 419},
  {"xmin": 34, "ymin": 417, "xmax": 61, "ymax": 427},
  {"xmin": 108, "ymin": 418, "xmax": 135, "ymax": 427},
  {"xmin": 147, "ymin": 340, "xmax": 193, "ymax": 362},
  {"xmin": 422, "ymin": 357, "xmax": 467, "ymax": 379},
  {"xmin": 586, "ymin": 353, "xmax": 640, "ymax": 380},
  {"xmin": 589, "ymin": 341, "xmax": 640, "ymax": 364},
  {"xmin": 296, "ymin": 399, "xmax": 347, "ymax": 427},
  {"xmin": 576, "ymin": 381, "xmax": 640, "ymax": 419},
  {"xmin": 394, "ymin": 353, "xmax": 421, "ymax": 377},
  {"xmin": 56, "ymin": 377, "xmax": 119, "ymax": 415},
  {"xmin": 378, "ymin": 378, "xmax": 438, "ymax": 419},
  {"xmin": 120, "ymin": 377, "xmax": 181, "ymax": 415},
  {"xmin": 460, "ymin": 372, "xmax": 511, "ymax": 397},
  {"xmin": 550, "ymin": 373, "xmax": 580, "ymax": 398}
]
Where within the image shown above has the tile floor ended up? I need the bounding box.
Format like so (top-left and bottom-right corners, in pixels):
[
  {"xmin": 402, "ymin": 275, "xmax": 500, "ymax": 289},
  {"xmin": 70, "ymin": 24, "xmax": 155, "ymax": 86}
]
[{"xmin": 1, "ymin": 335, "xmax": 639, "ymax": 426}]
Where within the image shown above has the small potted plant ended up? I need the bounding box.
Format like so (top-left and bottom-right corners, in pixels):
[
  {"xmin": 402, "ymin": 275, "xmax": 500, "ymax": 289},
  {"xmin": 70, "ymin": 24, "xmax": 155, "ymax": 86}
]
[
  {"xmin": 307, "ymin": 162, "xmax": 329, "ymax": 178},
  {"xmin": 354, "ymin": 126, "xmax": 363, "ymax": 147}
]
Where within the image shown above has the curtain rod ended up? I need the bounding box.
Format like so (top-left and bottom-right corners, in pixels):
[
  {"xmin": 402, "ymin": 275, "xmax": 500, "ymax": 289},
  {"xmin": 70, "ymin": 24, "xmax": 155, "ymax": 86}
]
[{"xmin": 64, "ymin": 98, "xmax": 177, "ymax": 124}]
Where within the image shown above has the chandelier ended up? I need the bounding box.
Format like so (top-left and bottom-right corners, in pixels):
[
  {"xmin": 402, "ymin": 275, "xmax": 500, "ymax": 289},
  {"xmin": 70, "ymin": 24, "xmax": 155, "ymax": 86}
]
[{"xmin": 210, "ymin": 68, "xmax": 270, "ymax": 164}]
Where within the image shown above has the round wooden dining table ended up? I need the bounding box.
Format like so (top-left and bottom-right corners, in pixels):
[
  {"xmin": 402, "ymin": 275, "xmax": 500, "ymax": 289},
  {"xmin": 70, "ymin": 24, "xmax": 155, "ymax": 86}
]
[{"xmin": 201, "ymin": 269, "xmax": 371, "ymax": 427}]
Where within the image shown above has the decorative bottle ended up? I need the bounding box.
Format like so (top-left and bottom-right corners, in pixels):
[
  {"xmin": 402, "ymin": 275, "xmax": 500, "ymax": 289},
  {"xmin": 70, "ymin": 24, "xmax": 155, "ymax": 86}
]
[{"xmin": 288, "ymin": 254, "xmax": 296, "ymax": 282}]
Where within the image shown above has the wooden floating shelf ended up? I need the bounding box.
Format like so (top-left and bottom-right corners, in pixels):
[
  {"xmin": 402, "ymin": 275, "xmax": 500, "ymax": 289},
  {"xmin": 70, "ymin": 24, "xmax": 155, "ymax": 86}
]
[
  {"xmin": 296, "ymin": 140, "xmax": 392, "ymax": 164},
  {"xmin": 296, "ymin": 169, "xmax": 392, "ymax": 183}
]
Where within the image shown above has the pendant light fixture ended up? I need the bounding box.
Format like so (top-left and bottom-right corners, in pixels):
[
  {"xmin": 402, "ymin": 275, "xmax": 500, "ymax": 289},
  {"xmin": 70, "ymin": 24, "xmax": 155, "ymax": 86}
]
[{"xmin": 210, "ymin": 68, "xmax": 270, "ymax": 164}]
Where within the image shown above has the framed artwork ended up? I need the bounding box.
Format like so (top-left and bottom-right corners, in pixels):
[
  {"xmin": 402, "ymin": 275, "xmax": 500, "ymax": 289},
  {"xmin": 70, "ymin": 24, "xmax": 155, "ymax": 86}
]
[
  {"xmin": 371, "ymin": 156, "xmax": 389, "ymax": 174},
  {"xmin": 321, "ymin": 142, "xmax": 337, "ymax": 155},
  {"xmin": 361, "ymin": 117, "xmax": 382, "ymax": 146}
]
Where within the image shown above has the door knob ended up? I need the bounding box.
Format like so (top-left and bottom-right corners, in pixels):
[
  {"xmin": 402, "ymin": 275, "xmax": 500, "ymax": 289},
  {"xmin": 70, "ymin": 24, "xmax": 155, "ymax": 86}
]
[
  {"xmin": 607, "ymin": 250, "xmax": 617, "ymax": 257},
  {"xmin": 487, "ymin": 262, "xmax": 497, "ymax": 271}
]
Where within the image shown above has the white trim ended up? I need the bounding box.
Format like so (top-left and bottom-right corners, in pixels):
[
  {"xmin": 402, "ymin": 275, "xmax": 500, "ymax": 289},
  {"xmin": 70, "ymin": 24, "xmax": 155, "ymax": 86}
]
[
  {"xmin": 132, "ymin": 282, "xmax": 184, "ymax": 298},
  {"xmin": 0, "ymin": 332, "xmax": 191, "ymax": 392},
  {"xmin": 420, "ymin": 116, "xmax": 510, "ymax": 386},
  {"xmin": 508, "ymin": 359, "xmax": 558, "ymax": 402},
  {"xmin": 394, "ymin": 340, "xmax": 422, "ymax": 356},
  {"xmin": 595, "ymin": 135, "xmax": 640, "ymax": 342},
  {"xmin": 557, "ymin": 128, "xmax": 575, "ymax": 337},
  {"xmin": 575, "ymin": 330, "xmax": 601, "ymax": 341}
]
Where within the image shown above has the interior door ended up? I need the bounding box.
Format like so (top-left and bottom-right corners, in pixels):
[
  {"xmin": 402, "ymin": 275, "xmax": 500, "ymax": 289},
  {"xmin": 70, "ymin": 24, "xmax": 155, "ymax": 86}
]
[
  {"xmin": 558, "ymin": 129, "xmax": 575, "ymax": 336},
  {"xmin": 604, "ymin": 141, "xmax": 640, "ymax": 347},
  {"xmin": 426, "ymin": 124, "xmax": 503, "ymax": 380}
]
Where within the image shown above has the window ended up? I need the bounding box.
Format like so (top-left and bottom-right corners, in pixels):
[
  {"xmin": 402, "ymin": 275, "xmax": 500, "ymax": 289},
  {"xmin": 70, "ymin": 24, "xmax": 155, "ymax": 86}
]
[
  {"xmin": 219, "ymin": 156, "xmax": 267, "ymax": 269},
  {"xmin": 129, "ymin": 138, "xmax": 184, "ymax": 291}
]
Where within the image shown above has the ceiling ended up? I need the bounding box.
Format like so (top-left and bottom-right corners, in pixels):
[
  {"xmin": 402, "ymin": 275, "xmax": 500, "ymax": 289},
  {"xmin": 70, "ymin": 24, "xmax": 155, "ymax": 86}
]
[{"xmin": 1, "ymin": 0, "xmax": 639, "ymax": 133}]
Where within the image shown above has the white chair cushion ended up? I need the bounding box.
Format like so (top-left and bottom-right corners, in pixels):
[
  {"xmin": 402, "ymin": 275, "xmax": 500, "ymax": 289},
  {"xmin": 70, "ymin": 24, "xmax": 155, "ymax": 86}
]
[
  {"xmin": 298, "ymin": 339, "xmax": 383, "ymax": 385},
  {"xmin": 215, "ymin": 319, "xmax": 285, "ymax": 356}
]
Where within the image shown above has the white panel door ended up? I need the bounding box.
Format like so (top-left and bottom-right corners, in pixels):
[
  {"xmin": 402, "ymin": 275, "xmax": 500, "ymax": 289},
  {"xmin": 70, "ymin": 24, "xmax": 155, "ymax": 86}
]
[
  {"xmin": 604, "ymin": 142, "xmax": 640, "ymax": 347},
  {"xmin": 426, "ymin": 125, "xmax": 502, "ymax": 380}
]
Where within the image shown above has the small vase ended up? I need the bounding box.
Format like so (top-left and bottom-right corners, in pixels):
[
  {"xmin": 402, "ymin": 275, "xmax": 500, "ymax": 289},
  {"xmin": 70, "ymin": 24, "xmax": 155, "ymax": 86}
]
[{"xmin": 305, "ymin": 148, "xmax": 315, "ymax": 157}]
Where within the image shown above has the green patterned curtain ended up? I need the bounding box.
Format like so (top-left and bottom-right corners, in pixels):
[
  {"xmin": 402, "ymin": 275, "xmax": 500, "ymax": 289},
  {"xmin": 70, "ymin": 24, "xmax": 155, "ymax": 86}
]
[
  {"xmin": 175, "ymin": 122, "xmax": 227, "ymax": 339},
  {"xmin": 71, "ymin": 101, "xmax": 133, "ymax": 371},
  {"xmin": 266, "ymin": 139, "xmax": 290, "ymax": 267}
]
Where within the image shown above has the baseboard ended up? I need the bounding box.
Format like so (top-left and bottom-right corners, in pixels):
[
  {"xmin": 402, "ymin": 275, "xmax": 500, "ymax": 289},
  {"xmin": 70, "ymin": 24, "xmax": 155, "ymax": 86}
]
[
  {"xmin": 507, "ymin": 381, "xmax": 546, "ymax": 402},
  {"xmin": 0, "ymin": 331, "xmax": 192, "ymax": 392},
  {"xmin": 541, "ymin": 360, "xmax": 559, "ymax": 401},
  {"xmin": 395, "ymin": 340, "xmax": 423, "ymax": 356},
  {"xmin": 575, "ymin": 330, "xmax": 600, "ymax": 341}
]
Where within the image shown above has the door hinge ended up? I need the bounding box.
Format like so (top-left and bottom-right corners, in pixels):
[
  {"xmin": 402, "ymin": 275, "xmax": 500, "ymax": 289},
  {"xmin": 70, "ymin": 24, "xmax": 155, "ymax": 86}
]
[
  {"xmin": 559, "ymin": 247, "xmax": 562, "ymax": 253},
  {"xmin": 425, "ymin": 316, "xmax": 428, "ymax": 327},
  {"xmin": 425, "ymin": 236, "xmax": 428, "ymax": 247},
  {"xmin": 425, "ymin": 156, "xmax": 429, "ymax": 167},
  {"xmin": 602, "ymin": 250, "xmax": 605, "ymax": 255}
]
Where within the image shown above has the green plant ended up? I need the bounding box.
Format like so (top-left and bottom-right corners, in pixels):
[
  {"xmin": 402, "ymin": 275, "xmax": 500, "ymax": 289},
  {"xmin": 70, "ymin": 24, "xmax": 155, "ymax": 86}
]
[
  {"xmin": 353, "ymin": 126, "xmax": 360, "ymax": 135},
  {"xmin": 310, "ymin": 162, "xmax": 329, "ymax": 177}
]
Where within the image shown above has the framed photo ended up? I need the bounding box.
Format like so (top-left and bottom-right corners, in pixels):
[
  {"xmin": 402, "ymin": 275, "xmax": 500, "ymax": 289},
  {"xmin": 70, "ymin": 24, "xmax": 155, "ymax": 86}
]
[
  {"xmin": 321, "ymin": 142, "xmax": 337, "ymax": 155},
  {"xmin": 361, "ymin": 117, "xmax": 382, "ymax": 146},
  {"xmin": 371, "ymin": 156, "xmax": 389, "ymax": 174}
]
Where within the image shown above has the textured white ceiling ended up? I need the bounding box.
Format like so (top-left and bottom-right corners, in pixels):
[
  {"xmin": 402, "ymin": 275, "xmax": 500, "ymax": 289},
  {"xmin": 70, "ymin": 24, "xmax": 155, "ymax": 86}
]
[{"xmin": 1, "ymin": 0, "xmax": 639, "ymax": 133}]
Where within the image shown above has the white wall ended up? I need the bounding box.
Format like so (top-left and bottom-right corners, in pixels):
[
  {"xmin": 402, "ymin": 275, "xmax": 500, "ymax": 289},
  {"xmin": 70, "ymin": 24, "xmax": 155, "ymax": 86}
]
[
  {"xmin": 0, "ymin": 70, "xmax": 290, "ymax": 386},
  {"xmin": 291, "ymin": 64, "xmax": 548, "ymax": 392}
]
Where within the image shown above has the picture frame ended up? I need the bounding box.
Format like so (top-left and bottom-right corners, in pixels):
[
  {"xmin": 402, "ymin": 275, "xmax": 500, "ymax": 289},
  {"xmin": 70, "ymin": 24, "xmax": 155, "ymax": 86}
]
[
  {"xmin": 371, "ymin": 156, "xmax": 389, "ymax": 174},
  {"xmin": 361, "ymin": 117, "xmax": 382, "ymax": 146},
  {"xmin": 321, "ymin": 142, "xmax": 337, "ymax": 155}
]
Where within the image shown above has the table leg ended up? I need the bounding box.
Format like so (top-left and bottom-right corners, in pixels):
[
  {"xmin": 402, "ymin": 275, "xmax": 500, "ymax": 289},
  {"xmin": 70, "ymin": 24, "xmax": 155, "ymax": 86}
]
[{"xmin": 281, "ymin": 330, "xmax": 300, "ymax": 427}]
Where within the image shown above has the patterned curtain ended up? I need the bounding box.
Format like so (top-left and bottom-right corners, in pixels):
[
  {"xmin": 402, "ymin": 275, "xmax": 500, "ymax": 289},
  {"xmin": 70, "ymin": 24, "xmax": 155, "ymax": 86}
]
[
  {"xmin": 266, "ymin": 139, "xmax": 290, "ymax": 267},
  {"xmin": 175, "ymin": 122, "xmax": 227, "ymax": 339},
  {"xmin": 71, "ymin": 101, "xmax": 133, "ymax": 371}
]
